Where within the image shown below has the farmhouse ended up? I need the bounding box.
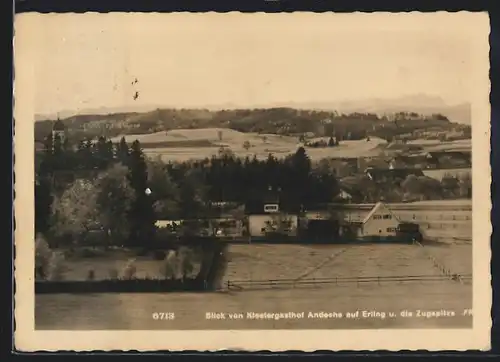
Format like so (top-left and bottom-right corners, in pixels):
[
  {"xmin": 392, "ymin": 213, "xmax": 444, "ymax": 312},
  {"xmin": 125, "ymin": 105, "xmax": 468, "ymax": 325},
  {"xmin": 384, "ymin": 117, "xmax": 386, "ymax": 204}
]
[
  {"xmin": 349, "ymin": 202, "xmax": 400, "ymax": 240},
  {"xmin": 328, "ymin": 203, "xmax": 373, "ymax": 223},
  {"xmin": 246, "ymin": 201, "xmax": 298, "ymax": 238}
]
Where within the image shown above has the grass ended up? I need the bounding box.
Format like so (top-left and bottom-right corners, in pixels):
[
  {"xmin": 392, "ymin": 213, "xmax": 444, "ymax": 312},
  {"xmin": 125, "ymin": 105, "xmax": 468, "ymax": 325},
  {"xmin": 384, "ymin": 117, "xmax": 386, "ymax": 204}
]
[
  {"xmin": 47, "ymin": 247, "xmax": 202, "ymax": 281},
  {"xmin": 109, "ymin": 128, "xmax": 471, "ymax": 162},
  {"xmin": 35, "ymin": 204, "xmax": 472, "ymax": 330},
  {"xmin": 113, "ymin": 128, "xmax": 391, "ymax": 162},
  {"xmin": 36, "ymin": 242, "xmax": 472, "ymax": 330}
]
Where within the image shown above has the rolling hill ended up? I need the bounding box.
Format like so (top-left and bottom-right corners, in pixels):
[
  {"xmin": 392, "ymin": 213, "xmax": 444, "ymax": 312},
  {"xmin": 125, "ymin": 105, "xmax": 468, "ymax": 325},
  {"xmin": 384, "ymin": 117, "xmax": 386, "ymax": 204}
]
[{"xmin": 34, "ymin": 103, "xmax": 468, "ymax": 144}]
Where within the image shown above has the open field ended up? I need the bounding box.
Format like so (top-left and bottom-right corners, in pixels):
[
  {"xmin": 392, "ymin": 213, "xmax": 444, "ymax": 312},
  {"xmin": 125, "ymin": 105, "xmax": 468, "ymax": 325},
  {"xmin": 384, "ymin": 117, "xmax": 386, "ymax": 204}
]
[
  {"xmin": 109, "ymin": 128, "xmax": 471, "ymax": 162},
  {"xmin": 224, "ymin": 243, "xmax": 471, "ymax": 283},
  {"xmin": 36, "ymin": 241, "xmax": 472, "ymax": 329},
  {"xmin": 50, "ymin": 248, "xmax": 201, "ymax": 281},
  {"xmin": 408, "ymin": 138, "xmax": 471, "ymax": 152},
  {"xmin": 136, "ymin": 129, "xmax": 388, "ymax": 162},
  {"xmin": 36, "ymin": 197, "xmax": 472, "ymax": 330},
  {"xmin": 111, "ymin": 128, "xmax": 404, "ymax": 162}
]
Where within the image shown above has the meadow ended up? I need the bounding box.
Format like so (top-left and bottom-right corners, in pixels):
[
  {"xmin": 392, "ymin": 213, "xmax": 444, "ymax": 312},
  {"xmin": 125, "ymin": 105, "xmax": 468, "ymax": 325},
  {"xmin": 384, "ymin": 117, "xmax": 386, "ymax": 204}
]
[
  {"xmin": 109, "ymin": 128, "xmax": 471, "ymax": 162},
  {"xmin": 36, "ymin": 242, "xmax": 472, "ymax": 330},
  {"xmin": 35, "ymin": 199, "xmax": 472, "ymax": 330}
]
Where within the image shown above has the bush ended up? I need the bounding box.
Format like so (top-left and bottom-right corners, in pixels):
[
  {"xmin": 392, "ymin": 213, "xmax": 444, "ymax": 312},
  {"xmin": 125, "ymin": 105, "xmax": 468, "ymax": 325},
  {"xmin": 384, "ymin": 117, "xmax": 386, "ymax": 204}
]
[
  {"xmin": 35, "ymin": 234, "xmax": 52, "ymax": 280},
  {"xmin": 160, "ymin": 250, "xmax": 178, "ymax": 280},
  {"xmin": 108, "ymin": 267, "xmax": 119, "ymax": 280},
  {"xmin": 87, "ymin": 269, "xmax": 96, "ymax": 281},
  {"xmin": 179, "ymin": 248, "xmax": 195, "ymax": 280},
  {"xmin": 46, "ymin": 251, "xmax": 67, "ymax": 281},
  {"xmin": 121, "ymin": 259, "xmax": 137, "ymax": 280},
  {"xmin": 35, "ymin": 234, "xmax": 67, "ymax": 281}
]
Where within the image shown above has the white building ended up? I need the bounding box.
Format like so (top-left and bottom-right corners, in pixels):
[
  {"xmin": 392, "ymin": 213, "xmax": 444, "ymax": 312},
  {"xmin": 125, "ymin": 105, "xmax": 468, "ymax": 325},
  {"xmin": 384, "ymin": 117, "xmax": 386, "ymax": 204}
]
[
  {"xmin": 247, "ymin": 203, "xmax": 298, "ymax": 237},
  {"xmin": 354, "ymin": 202, "xmax": 400, "ymax": 239}
]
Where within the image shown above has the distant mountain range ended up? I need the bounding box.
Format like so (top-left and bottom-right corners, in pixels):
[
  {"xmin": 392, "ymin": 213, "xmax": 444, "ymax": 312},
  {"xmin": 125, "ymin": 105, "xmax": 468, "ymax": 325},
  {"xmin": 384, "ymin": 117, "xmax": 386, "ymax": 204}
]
[{"xmin": 35, "ymin": 94, "xmax": 471, "ymax": 124}]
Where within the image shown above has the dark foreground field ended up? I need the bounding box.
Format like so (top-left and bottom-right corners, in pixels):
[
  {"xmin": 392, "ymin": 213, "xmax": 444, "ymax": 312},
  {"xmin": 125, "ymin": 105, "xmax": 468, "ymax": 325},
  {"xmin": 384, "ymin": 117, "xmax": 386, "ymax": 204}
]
[{"xmin": 35, "ymin": 242, "xmax": 472, "ymax": 330}]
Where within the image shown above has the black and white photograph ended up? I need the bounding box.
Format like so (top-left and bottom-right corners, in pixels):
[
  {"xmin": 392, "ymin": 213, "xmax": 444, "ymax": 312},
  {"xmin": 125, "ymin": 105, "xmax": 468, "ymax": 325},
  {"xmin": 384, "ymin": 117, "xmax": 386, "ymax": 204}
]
[{"xmin": 14, "ymin": 12, "xmax": 491, "ymax": 351}]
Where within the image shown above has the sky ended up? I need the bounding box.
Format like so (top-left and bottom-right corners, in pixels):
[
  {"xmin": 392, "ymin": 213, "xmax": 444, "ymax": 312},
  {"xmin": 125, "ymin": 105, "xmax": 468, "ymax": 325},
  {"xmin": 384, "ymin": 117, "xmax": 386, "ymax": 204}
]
[{"xmin": 15, "ymin": 12, "xmax": 489, "ymax": 116}]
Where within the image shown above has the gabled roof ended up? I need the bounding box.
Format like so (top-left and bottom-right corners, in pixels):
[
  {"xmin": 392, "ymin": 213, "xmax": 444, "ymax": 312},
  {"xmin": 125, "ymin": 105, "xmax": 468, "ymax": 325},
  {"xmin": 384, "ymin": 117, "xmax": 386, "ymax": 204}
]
[{"xmin": 361, "ymin": 202, "xmax": 400, "ymax": 224}]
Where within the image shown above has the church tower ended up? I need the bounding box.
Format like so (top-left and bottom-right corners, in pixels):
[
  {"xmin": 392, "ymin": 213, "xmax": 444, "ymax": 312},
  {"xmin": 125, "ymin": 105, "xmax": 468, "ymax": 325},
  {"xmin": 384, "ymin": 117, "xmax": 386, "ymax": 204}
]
[{"xmin": 52, "ymin": 117, "xmax": 66, "ymax": 142}]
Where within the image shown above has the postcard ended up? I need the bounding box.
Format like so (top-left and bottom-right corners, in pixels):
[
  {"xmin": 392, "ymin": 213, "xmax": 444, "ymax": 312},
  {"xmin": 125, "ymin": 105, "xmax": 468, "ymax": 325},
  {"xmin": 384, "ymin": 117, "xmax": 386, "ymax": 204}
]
[{"xmin": 14, "ymin": 11, "xmax": 491, "ymax": 351}]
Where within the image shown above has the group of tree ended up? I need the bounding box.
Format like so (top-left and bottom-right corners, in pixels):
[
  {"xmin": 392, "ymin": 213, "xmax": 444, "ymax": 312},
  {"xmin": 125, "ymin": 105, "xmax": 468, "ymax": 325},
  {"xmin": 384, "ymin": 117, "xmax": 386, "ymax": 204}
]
[
  {"xmin": 36, "ymin": 133, "xmax": 155, "ymax": 247},
  {"xmin": 305, "ymin": 136, "xmax": 340, "ymax": 148},
  {"xmin": 35, "ymin": 108, "xmax": 459, "ymax": 145},
  {"xmin": 340, "ymin": 172, "xmax": 472, "ymax": 203},
  {"xmin": 35, "ymin": 132, "xmax": 340, "ymax": 247}
]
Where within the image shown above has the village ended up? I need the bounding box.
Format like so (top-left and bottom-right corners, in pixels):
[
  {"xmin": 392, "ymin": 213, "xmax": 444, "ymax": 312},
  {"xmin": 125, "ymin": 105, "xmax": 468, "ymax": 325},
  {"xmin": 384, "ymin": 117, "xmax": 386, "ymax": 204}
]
[{"xmin": 154, "ymin": 147, "xmax": 472, "ymax": 245}]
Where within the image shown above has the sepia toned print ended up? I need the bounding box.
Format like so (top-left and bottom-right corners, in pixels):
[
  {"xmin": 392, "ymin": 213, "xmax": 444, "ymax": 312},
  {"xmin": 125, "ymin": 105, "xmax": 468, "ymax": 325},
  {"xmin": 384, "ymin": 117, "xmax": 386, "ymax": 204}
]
[{"xmin": 14, "ymin": 12, "xmax": 491, "ymax": 351}]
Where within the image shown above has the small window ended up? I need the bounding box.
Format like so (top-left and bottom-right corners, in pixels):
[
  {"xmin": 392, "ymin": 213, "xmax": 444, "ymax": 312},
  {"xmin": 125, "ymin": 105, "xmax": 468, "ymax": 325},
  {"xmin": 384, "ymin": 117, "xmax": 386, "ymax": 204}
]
[
  {"xmin": 264, "ymin": 204, "xmax": 279, "ymax": 213},
  {"xmin": 386, "ymin": 227, "xmax": 396, "ymax": 232},
  {"xmin": 383, "ymin": 214, "xmax": 392, "ymax": 220},
  {"xmin": 373, "ymin": 215, "xmax": 382, "ymax": 220}
]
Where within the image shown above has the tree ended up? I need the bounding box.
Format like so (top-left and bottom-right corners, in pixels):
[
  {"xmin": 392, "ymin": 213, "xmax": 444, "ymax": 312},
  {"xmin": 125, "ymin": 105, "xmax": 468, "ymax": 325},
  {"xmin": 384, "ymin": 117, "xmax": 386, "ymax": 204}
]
[
  {"xmin": 179, "ymin": 247, "xmax": 195, "ymax": 281},
  {"xmin": 178, "ymin": 168, "xmax": 208, "ymax": 219},
  {"xmin": 116, "ymin": 137, "xmax": 130, "ymax": 165},
  {"xmin": 218, "ymin": 146, "xmax": 234, "ymax": 159},
  {"xmin": 92, "ymin": 136, "xmax": 114, "ymax": 169},
  {"xmin": 287, "ymin": 147, "xmax": 312, "ymax": 209},
  {"xmin": 147, "ymin": 159, "xmax": 180, "ymax": 219},
  {"xmin": 35, "ymin": 133, "xmax": 55, "ymax": 235},
  {"xmin": 95, "ymin": 163, "xmax": 136, "ymax": 246},
  {"xmin": 328, "ymin": 136, "xmax": 335, "ymax": 147},
  {"xmin": 50, "ymin": 178, "xmax": 100, "ymax": 244},
  {"xmin": 127, "ymin": 140, "xmax": 156, "ymax": 246},
  {"xmin": 441, "ymin": 174, "xmax": 460, "ymax": 198},
  {"xmin": 401, "ymin": 174, "xmax": 421, "ymax": 196},
  {"xmin": 35, "ymin": 176, "xmax": 53, "ymax": 235},
  {"xmin": 419, "ymin": 176, "xmax": 443, "ymax": 200},
  {"xmin": 402, "ymin": 175, "xmax": 443, "ymax": 201},
  {"xmin": 459, "ymin": 172, "xmax": 472, "ymax": 198}
]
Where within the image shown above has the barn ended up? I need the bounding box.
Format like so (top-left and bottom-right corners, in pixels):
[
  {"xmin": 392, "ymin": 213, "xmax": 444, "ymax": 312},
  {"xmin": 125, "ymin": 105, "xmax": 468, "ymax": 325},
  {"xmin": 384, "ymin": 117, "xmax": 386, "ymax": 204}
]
[
  {"xmin": 352, "ymin": 202, "xmax": 400, "ymax": 241},
  {"xmin": 300, "ymin": 207, "xmax": 339, "ymax": 241}
]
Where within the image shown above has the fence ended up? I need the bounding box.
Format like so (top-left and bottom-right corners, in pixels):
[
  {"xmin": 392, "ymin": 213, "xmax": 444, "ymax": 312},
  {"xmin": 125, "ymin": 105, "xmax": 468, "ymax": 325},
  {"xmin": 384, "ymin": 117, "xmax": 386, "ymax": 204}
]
[
  {"xmin": 412, "ymin": 240, "xmax": 471, "ymax": 284},
  {"xmin": 226, "ymin": 274, "xmax": 472, "ymax": 291}
]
